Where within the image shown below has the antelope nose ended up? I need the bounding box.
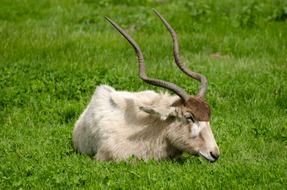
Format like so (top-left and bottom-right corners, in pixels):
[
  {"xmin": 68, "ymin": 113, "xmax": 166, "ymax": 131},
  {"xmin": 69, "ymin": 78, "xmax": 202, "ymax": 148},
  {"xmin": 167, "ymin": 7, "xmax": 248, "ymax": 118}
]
[{"xmin": 210, "ymin": 150, "xmax": 220, "ymax": 161}]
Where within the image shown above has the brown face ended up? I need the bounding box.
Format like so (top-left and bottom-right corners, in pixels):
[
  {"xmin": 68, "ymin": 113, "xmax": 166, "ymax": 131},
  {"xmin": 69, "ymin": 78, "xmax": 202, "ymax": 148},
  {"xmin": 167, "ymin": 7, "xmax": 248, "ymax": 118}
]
[
  {"xmin": 167, "ymin": 98, "xmax": 219, "ymax": 162},
  {"xmin": 184, "ymin": 97, "xmax": 211, "ymax": 121}
]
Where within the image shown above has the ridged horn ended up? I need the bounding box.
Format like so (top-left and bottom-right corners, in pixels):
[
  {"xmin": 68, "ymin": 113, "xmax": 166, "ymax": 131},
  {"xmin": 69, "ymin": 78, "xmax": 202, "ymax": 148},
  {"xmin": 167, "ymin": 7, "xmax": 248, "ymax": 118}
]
[
  {"xmin": 105, "ymin": 17, "xmax": 190, "ymax": 101},
  {"xmin": 153, "ymin": 9, "xmax": 208, "ymax": 98}
]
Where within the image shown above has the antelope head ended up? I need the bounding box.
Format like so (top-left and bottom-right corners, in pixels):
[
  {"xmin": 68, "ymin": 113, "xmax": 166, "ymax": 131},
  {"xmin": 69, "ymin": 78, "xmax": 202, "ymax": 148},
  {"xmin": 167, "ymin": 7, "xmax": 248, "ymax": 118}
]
[{"xmin": 106, "ymin": 10, "xmax": 220, "ymax": 162}]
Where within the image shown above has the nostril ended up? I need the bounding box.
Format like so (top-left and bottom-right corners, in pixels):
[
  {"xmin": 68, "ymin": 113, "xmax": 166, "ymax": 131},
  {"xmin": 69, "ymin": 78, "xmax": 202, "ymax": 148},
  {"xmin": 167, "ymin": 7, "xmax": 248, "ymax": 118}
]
[{"xmin": 210, "ymin": 151, "xmax": 219, "ymax": 160}]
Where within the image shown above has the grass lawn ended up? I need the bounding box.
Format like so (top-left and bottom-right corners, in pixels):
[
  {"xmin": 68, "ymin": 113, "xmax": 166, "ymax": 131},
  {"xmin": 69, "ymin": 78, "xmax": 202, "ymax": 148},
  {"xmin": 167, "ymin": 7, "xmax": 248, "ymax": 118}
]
[{"xmin": 1, "ymin": 0, "xmax": 287, "ymax": 189}]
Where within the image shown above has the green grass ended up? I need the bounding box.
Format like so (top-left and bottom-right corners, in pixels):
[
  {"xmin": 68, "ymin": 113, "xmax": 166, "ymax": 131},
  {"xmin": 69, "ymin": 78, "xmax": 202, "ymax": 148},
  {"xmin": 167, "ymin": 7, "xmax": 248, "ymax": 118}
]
[{"xmin": 1, "ymin": 0, "xmax": 287, "ymax": 189}]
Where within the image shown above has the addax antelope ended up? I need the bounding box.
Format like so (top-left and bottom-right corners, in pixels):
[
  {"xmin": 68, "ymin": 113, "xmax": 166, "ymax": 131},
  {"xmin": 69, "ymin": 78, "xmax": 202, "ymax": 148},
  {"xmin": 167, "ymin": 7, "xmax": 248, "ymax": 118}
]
[{"xmin": 72, "ymin": 9, "xmax": 220, "ymax": 162}]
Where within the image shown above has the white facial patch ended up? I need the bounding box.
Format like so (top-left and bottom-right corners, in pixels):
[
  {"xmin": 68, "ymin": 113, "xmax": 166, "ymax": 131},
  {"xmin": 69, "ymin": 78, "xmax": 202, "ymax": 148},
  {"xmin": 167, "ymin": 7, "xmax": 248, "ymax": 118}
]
[{"xmin": 191, "ymin": 121, "xmax": 207, "ymax": 137}]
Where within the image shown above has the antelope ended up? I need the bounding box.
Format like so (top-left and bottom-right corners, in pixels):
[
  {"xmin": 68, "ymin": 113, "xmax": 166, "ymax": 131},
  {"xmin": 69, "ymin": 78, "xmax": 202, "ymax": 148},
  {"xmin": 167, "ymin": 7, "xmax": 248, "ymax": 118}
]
[{"xmin": 72, "ymin": 9, "xmax": 220, "ymax": 162}]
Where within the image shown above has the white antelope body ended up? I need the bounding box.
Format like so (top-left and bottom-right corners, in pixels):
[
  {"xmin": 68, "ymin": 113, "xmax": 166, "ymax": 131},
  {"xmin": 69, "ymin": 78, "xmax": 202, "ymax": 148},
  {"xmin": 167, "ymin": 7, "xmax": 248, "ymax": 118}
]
[{"xmin": 73, "ymin": 10, "xmax": 220, "ymax": 162}]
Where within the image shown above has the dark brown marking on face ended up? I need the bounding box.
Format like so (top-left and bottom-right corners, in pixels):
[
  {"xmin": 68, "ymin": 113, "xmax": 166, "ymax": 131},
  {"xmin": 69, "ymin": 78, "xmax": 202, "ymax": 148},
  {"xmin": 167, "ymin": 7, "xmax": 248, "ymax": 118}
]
[
  {"xmin": 171, "ymin": 99, "xmax": 184, "ymax": 107},
  {"xmin": 185, "ymin": 97, "xmax": 211, "ymax": 121}
]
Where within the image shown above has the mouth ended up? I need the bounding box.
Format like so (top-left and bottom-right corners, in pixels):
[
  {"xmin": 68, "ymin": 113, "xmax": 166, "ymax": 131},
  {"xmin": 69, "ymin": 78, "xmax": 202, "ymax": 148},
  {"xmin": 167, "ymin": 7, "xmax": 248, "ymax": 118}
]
[{"xmin": 198, "ymin": 151, "xmax": 217, "ymax": 162}]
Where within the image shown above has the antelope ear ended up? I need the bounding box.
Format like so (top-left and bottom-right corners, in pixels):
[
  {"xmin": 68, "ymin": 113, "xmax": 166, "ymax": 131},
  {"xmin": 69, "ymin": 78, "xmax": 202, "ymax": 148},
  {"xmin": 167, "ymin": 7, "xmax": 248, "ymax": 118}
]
[{"xmin": 139, "ymin": 106, "xmax": 177, "ymax": 120}]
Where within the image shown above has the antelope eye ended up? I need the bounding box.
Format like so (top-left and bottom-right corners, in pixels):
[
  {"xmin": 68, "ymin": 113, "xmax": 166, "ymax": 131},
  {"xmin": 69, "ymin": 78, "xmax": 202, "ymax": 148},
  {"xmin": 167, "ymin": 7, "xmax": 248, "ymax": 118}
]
[{"xmin": 186, "ymin": 115, "xmax": 195, "ymax": 122}]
